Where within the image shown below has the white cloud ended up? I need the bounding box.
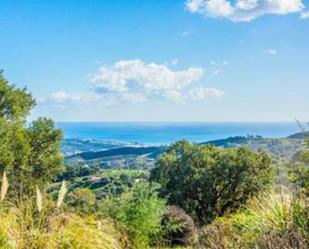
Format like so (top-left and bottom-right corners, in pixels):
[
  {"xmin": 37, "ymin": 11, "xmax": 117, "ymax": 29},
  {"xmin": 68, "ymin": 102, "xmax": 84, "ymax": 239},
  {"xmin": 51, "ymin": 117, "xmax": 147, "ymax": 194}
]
[
  {"xmin": 210, "ymin": 60, "xmax": 229, "ymax": 75},
  {"xmin": 185, "ymin": 0, "xmax": 304, "ymax": 22},
  {"xmin": 263, "ymin": 49, "xmax": 277, "ymax": 55},
  {"xmin": 39, "ymin": 91, "xmax": 147, "ymax": 108},
  {"xmin": 181, "ymin": 31, "xmax": 190, "ymax": 37},
  {"xmin": 38, "ymin": 91, "xmax": 103, "ymax": 107},
  {"xmin": 39, "ymin": 91, "xmax": 93, "ymax": 104},
  {"xmin": 210, "ymin": 60, "xmax": 228, "ymax": 66},
  {"xmin": 204, "ymin": 0, "xmax": 233, "ymax": 18},
  {"xmin": 210, "ymin": 60, "xmax": 219, "ymax": 66},
  {"xmin": 300, "ymin": 11, "xmax": 309, "ymax": 19},
  {"xmin": 39, "ymin": 59, "xmax": 224, "ymax": 108},
  {"xmin": 91, "ymin": 59, "xmax": 204, "ymax": 101},
  {"xmin": 189, "ymin": 87, "xmax": 224, "ymax": 100},
  {"xmin": 213, "ymin": 69, "xmax": 221, "ymax": 75},
  {"xmin": 236, "ymin": 0, "xmax": 258, "ymax": 11},
  {"xmin": 171, "ymin": 59, "xmax": 179, "ymax": 65}
]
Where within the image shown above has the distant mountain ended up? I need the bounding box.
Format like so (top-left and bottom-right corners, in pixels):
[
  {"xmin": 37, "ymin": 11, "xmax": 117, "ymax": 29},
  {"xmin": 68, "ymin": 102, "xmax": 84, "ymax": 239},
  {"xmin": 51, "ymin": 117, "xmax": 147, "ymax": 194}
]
[
  {"xmin": 62, "ymin": 138, "xmax": 138, "ymax": 156},
  {"xmin": 287, "ymin": 131, "xmax": 309, "ymax": 139},
  {"xmin": 204, "ymin": 135, "xmax": 260, "ymax": 146},
  {"xmin": 67, "ymin": 146, "xmax": 166, "ymax": 161}
]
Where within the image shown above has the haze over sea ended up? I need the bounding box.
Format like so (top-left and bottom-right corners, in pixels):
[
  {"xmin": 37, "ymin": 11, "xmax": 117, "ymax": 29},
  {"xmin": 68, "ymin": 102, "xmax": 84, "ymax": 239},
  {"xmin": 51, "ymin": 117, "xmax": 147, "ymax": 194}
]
[{"xmin": 57, "ymin": 122, "xmax": 300, "ymax": 145}]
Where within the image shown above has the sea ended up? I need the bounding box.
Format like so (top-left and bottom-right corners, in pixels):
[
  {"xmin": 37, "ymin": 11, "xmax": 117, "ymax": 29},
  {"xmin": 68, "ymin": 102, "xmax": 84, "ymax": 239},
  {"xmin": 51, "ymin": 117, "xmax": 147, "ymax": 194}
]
[{"xmin": 56, "ymin": 122, "xmax": 300, "ymax": 145}]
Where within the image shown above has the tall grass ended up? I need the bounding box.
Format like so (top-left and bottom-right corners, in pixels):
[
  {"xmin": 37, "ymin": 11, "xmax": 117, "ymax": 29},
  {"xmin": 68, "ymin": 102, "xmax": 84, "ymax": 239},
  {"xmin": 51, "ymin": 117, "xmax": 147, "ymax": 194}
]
[
  {"xmin": 56, "ymin": 180, "xmax": 67, "ymax": 208},
  {"xmin": 0, "ymin": 205, "xmax": 125, "ymax": 249},
  {"xmin": 36, "ymin": 186, "xmax": 43, "ymax": 212},
  {"xmin": 200, "ymin": 190, "xmax": 308, "ymax": 249},
  {"xmin": 0, "ymin": 174, "xmax": 125, "ymax": 249},
  {"xmin": 0, "ymin": 172, "xmax": 8, "ymax": 202}
]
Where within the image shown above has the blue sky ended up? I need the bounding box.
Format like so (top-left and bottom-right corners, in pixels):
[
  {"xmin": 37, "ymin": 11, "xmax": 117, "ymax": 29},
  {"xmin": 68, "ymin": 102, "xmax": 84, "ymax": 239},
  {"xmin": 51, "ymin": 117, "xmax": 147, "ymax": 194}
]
[{"xmin": 0, "ymin": 0, "xmax": 308, "ymax": 122}]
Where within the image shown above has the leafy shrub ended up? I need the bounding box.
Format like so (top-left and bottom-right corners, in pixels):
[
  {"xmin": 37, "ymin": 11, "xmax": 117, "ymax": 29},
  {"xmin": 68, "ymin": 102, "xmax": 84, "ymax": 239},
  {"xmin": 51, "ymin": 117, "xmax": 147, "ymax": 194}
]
[
  {"xmin": 97, "ymin": 183, "xmax": 165, "ymax": 248},
  {"xmin": 289, "ymin": 140, "xmax": 309, "ymax": 197},
  {"xmin": 161, "ymin": 206, "xmax": 197, "ymax": 247},
  {"xmin": 66, "ymin": 188, "xmax": 96, "ymax": 214}
]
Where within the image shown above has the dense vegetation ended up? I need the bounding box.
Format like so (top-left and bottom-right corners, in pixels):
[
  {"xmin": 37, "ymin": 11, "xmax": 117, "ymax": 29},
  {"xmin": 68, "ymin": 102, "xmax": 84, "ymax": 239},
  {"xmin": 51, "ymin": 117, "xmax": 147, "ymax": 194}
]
[
  {"xmin": 0, "ymin": 72, "xmax": 63, "ymax": 194},
  {"xmin": 0, "ymin": 73, "xmax": 308, "ymax": 248},
  {"xmin": 151, "ymin": 141, "xmax": 273, "ymax": 224}
]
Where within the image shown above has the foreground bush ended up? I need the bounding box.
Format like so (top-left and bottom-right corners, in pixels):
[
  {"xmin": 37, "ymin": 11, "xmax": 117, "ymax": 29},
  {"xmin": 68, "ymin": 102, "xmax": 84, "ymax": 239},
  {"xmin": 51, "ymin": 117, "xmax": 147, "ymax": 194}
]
[
  {"xmin": 161, "ymin": 206, "xmax": 197, "ymax": 247},
  {"xmin": 98, "ymin": 183, "xmax": 165, "ymax": 248},
  {"xmin": 66, "ymin": 188, "xmax": 96, "ymax": 214},
  {"xmin": 0, "ymin": 172, "xmax": 126, "ymax": 249},
  {"xmin": 199, "ymin": 191, "xmax": 308, "ymax": 249},
  {"xmin": 0, "ymin": 202, "xmax": 125, "ymax": 249}
]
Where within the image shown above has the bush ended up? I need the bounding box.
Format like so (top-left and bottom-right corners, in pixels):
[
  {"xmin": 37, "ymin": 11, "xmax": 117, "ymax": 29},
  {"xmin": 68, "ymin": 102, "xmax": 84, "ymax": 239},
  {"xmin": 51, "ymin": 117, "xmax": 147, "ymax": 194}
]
[
  {"xmin": 66, "ymin": 188, "xmax": 96, "ymax": 214},
  {"xmin": 199, "ymin": 191, "xmax": 309, "ymax": 249},
  {"xmin": 97, "ymin": 183, "xmax": 165, "ymax": 248},
  {"xmin": 199, "ymin": 219, "xmax": 240, "ymax": 249},
  {"xmin": 257, "ymin": 227, "xmax": 308, "ymax": 249},
  {"xmin": 289, "ymin": 140, "xmax": 309, "ymax": 197},
  {"xmin": 161, "ymin": 206, "xmax": 197, "ymax": 247}
]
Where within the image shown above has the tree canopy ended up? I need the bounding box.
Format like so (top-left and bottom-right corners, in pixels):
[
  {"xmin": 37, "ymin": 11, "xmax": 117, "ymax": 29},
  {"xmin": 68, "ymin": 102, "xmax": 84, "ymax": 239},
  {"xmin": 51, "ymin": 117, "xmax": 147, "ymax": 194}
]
[
  {"xmin": 290, "ymin": 137, "xmax": 309, "ymax": 196},
  {"xmin": 0, "ymin": 72, "xmax": 35, "ymax": 122},
  {"xmin": 0, "ymin": 72, "xmax": 63, "ymax": 194},
  {"xmin": 151, "ymin": 141, "xmax": 273, "ymax": 224}
]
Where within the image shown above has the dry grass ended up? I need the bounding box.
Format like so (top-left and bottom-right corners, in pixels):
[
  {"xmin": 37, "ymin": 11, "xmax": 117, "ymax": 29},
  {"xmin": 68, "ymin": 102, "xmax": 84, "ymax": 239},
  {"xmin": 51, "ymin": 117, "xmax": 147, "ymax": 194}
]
[
  {"xmin": 0, "ymin": 175, "xmax": 126, "ymax": 249},
  {"xmin": 0, "ymin": 206, "xmax": 125, "ymax": 249},
  {"xmin": 257, "ymin": 227, "xmax": 308, "ymax": 249},
  {"xmin": 36, "ymin": 186, "xmax": 43, "ymax": 212},
  {"xmin": 56, "ymin": 180, "xmax": 67, "ymax": 208},
  {"xmin": 199, "ymin": 191, "xmax": 308, "ymax": 249},
  {"xmin": 0, "ymin": 172, "xmax": 8, "ymax": 202}
]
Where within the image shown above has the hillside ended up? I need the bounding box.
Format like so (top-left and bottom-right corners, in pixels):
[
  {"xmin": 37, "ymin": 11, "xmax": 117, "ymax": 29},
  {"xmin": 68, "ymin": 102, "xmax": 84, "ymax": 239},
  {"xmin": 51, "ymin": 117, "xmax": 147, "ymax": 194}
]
[
  {"xmin": 64, "ymin": 132, "xmax": 306, "ymax": 168},
  {"xmin": 205, "ymin": 133, "xmax": 306, "ymax": 160}
]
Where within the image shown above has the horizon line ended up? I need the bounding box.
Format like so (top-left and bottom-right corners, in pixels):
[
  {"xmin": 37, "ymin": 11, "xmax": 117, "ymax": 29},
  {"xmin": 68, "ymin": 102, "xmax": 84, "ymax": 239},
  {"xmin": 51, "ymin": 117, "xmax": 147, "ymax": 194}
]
[{"xmin": 53, "ymin": 120, "xmax": 302, "ymax": 123}]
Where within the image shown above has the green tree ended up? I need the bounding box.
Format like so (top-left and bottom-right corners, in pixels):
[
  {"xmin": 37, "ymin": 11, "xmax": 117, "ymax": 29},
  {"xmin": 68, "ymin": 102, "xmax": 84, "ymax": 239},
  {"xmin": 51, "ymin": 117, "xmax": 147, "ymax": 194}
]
[
  {"xmin": 0, "ymin": 72, "xmax": 63, "ymax": 194},
  {"xmin": 0, "ymin": 71, "xmax": 34, "ymax": 122},
  {"xmin": 151, "ymin": 141, "xmax": 273, "ymax": 224}
]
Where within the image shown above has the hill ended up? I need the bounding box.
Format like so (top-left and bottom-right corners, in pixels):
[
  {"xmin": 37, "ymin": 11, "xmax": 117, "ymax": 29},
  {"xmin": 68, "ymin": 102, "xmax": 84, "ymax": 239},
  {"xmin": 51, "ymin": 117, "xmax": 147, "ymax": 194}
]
[
  {"xmin": 287, "ymin": 131, "xmax": 309, "ymax": 139},
  {"xmin": 68, "ymin": 146, "xmax": 165, "ymax": 161},
  {"xmin": 64, "ymin": 132, "xmax": 306, "ymax": 168}
]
